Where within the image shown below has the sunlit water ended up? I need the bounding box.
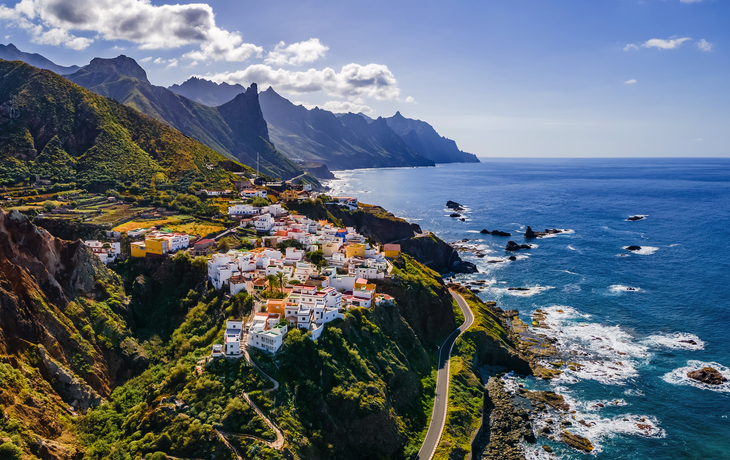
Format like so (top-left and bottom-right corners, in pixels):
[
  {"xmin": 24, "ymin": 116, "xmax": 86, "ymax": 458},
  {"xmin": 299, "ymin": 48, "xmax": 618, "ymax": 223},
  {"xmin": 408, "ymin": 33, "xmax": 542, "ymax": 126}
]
[{"xmin": 327, "ymin": 158, "xmax": 730, "ymax": 459}]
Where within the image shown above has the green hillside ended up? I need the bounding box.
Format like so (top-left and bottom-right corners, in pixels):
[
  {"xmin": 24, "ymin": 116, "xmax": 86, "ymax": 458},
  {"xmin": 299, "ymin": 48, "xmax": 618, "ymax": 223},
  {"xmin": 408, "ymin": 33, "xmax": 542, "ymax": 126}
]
[{"xmin": 0, "ymin": 59, "xmax": 242, "ymax": 188}]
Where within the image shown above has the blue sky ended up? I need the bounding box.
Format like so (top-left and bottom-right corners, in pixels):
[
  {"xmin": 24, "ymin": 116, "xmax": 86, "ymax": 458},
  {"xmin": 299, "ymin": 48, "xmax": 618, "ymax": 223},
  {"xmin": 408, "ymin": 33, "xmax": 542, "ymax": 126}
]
[{"xmin": 1, "ymin": 0, "xmax": 728, "ymax": 157}]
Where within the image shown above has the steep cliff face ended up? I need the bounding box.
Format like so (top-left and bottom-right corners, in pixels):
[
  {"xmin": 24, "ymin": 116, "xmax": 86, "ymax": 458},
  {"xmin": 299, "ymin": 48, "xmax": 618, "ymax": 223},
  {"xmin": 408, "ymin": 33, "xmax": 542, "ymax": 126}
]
[
  {"xmin": 0, "ymin": 210, "xmax": 147, "ymax": 394},
  {"xmin": 0, "ymin": 209, "xmax": 147, "ymax": 457},
  {"xmin": 374, "ymin": 255, "xmax": 457, "ymax": 344}
]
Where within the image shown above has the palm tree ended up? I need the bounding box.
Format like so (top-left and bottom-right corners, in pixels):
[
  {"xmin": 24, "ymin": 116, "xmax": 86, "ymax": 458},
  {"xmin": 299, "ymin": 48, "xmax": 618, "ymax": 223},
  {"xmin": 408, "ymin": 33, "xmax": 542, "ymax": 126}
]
[
  {"xmin": 275, "ymin": 272, "xmax": 289, "ymax": 293},
  {"xmin": 266, "ymin": 274, "xmax": 277, "ymax": 292}
]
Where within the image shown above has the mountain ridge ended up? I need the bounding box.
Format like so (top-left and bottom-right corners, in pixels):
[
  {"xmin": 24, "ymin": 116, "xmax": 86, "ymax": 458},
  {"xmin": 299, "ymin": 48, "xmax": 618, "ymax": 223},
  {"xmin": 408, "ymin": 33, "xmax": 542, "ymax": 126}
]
[
  {"xmin": 65, "ymin": 56, "xmax": 302, "ymax": 179},
  {"xmin": 0, "ymin": 43, "xmax": 82, "ymax": 75}
]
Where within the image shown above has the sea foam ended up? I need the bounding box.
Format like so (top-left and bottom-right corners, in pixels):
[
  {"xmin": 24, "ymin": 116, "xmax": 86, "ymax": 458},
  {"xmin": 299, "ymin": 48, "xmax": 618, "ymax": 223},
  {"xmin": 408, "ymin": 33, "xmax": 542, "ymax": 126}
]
[
  {"xmin": 644, "ymin": 332, "xmax": 705, "ymax": 350},
  {"xmin": 663, "ymin": 361, "xmax": 730, "ymax": 393},
  {"xmin": 623, "ymin": 246, "xmax": 659, "ymax": 255}
]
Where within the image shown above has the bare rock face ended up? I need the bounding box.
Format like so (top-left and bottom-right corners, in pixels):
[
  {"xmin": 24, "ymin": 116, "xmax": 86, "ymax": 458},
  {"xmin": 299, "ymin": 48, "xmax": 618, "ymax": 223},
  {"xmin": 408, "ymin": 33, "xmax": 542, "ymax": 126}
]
[
  {"xmin": 688, "ymin": 367, "xmax": 728, "ymax": 385},
  {"xmin": 561, "ymin": 432, "xmax": 594, "ymax": 452}
]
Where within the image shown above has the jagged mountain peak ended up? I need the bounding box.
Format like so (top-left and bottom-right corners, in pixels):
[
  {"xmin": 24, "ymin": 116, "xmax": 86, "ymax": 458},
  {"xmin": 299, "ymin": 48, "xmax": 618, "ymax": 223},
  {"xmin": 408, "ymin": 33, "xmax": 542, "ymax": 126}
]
[{"xmin": 0, "ymin": 42, "xmax": 82, "ymax": 75}]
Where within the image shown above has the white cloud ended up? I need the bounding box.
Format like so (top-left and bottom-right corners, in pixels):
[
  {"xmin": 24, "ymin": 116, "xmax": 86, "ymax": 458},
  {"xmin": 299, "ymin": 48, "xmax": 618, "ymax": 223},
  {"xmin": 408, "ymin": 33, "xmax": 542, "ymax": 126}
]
[
  {"xmin": 4, "ymin": 35, "xmax": 10, "ymax": 39},
  {"xmin": 405, "ymin": 96, "xmax": 415, "ymax": 103},
  {"xmin": 0, "ymin": 0, "xmax": 261, "ymax": 60},
  {"xmin": 623, "ymin": 44, "xmax": 639, "ymax": 51},
  {"xmin": 140, "ymin": 56, "xmax": 152, "ymax": 62},
  {"xmin": 153, "ymin": 57, "xmax": 164, "ymax": 64},
  {"xmin": 624, "ymin": 79, "xmax": 637, "ymax": 84},
  {"xmin": 166, "ymin": 58, "xmax": 178, "ymax": 68},
  {"xmin": 264, "ymin": 38, "xmax": 329, "ymax": 66},
  {"xmin": 112, "ymin": 45, "xmax": 125, "ymax": 50},
  {"xmin": 697, "ymin": 39, "xmax": 713, "ymax": 51},
  {"xmin": 204, "ymin": 63, "xmax": 400, "ymax": 101},
  {"xmin": 320, "ymin": 100, "xmax": 373, "ymax": 115},
  {"xmin": 642, "ymin": 37, "xmax": 691, "ymax": 49}
]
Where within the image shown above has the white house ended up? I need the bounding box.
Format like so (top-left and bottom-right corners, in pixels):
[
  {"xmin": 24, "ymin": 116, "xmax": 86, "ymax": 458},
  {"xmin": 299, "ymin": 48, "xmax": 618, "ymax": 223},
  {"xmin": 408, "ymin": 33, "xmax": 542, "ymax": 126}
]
[
  {"xmin": 229, "ymin": 275, "xmax": 248, "ymax": 296},
  {"xmin": 228, "ymin": 203, "xmax": 258, "ymax": 217},
  {"xmin": 247, "ymin": 315, "xmax": 287, "ymax": 353},
  {"xmin": 242, "ymin": 189, "xmax": 268, "ymax": 199},
  {"xmin": 330, "ymin": 275, "xmax": 356, "ymax": 292},
  {"xmin": 254, "ymin": 214, "xmax": 274, "ymax": 233},
  {"xmin": 224, "ymin": 320, "xmax": 244, "ymax": 356},
  {"xmin": 84, "ymin": 240, "xmax": 121, "ymax": 264},
  {"xmin": 333, "ymin": 196, "xmax": 358, "ymax": 210}
]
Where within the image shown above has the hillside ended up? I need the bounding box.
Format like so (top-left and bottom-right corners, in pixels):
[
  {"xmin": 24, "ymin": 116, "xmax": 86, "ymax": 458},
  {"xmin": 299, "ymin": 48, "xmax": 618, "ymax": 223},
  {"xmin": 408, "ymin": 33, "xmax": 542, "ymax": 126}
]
[
  {"xmin": 0, "ymin": 43, "xmax": 81, "ymax": 75},
  {"xmin": 0, "ymin": 209, "xmax": 147, "ymax": 458},
  {"xmin": 168, "ymin": 77, "xmax": 246, "ymax": 107},
  {"xmin": 385, "ymin": 111, "xmax": 479, "ymax": 164},
  {"xmin": 259, "ymin": 87, "xmax": 435, "ymax": 170},
  {"xmin": 0, "ymin": 59, "xmax": 239, "ymax": 188},
  {"xmin": 66, "ymin": 56, "xmax": 302, "ymax": 179}
]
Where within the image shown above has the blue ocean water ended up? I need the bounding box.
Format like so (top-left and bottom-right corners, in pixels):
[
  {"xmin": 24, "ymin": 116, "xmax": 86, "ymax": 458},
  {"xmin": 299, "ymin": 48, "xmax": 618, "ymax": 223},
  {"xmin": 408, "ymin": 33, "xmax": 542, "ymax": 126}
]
[{"xmin": 327, "ymin": 158, "xmax": 730, "ymax": 459}]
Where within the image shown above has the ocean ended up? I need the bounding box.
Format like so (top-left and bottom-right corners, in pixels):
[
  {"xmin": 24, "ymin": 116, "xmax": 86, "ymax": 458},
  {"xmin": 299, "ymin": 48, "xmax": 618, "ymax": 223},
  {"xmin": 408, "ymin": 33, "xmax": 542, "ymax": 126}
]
[{"xmin": 327, "ymin": 158, "xmax": 730, "ymax": 459}]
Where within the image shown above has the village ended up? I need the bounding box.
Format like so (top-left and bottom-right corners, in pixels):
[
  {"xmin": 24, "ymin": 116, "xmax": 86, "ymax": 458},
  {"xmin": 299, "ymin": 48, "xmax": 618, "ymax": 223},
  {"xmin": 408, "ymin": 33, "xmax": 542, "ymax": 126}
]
[{"xmin": 80, "ymin": 183, "xmax": 399, "ymax": 357}]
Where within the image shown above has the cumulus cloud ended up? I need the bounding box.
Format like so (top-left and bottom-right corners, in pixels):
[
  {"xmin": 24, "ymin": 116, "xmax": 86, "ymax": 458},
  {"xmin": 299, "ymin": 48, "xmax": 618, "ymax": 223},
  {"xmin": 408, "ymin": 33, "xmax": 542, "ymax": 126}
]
[
  {"xmin": 405, "ymin": 96, "xmax": 415, "ymax": 103},
  {"xmin": 321, "ymin": 100, "xmax": 373, "ymax": 115},
  {"xmin": 204, "ymin": 63, "xmax": 400, "ymax": 101},
  {"xmin": 140, "ymin": 56, "xmax": 152, "ymax": 62},
  {"xmin": 696, "ymin": 39, "xmax": 713, "ymax": 51},
  {"xmin": 642, "ymin": 37, "xmax": 692, "ymax": 49},
  {"xmin": 624, "ymin": 79, "xmax": 637, "ymax": 84},
  {"xmin": 264, "ymin": 38, "xmax": 329, "ymax": 66},
  {"xmin": 0, "ymin": 0, "xmax": 262, "ymax": 60},
  {"xmin": 623, "ymin": 44, "xmax": 639, "ymax": 51}
]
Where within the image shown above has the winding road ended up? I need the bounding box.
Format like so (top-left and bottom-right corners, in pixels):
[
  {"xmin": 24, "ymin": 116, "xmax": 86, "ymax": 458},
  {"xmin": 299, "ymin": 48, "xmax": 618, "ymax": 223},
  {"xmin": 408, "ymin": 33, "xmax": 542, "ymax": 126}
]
[{"xmin": 416, "ymin": 289, "xmax": 475, "ymax": 460}]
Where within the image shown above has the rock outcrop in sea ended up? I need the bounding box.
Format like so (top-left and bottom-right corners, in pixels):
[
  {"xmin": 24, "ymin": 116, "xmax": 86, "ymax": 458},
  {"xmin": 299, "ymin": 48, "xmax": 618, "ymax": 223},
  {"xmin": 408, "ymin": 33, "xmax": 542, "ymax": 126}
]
[
  {"xmin": 687, "ymin": 367, "xmax": 728, "ymax": 385},
  {"xmin": 524, "ymin": 226, "xmax": 570, "ymax": 239},
  {"xmin": 506, "ymin": 241, "xmax": 532, "ymax": 251}
]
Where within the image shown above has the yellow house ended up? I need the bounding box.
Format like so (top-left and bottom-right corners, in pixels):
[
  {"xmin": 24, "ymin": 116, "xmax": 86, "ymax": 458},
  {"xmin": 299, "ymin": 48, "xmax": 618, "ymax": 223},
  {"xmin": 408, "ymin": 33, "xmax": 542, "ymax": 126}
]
[
  {"xmin": 345, "ymin": 243, "xmax": 366, "ymax": 259},
  {"xmin": 145, "ymin": 238, "xmax": 169, "ymax": 255},
  {"xmin": 355, "ymin": 278, "xmax": 376, "ymax": 295},
  {"xmin": 266, "ymin": 299, "xmax": 286, "ymax": 316},
  {"xmin": 383, "ymin": 243, "xmax": 401, "ymax": 258},
  {"xmin": 280, "ymin": 189, "xmax": 299, "ymax": 202},
  {"xmin": 130, "ymin": 241, "xmax": 147, "ymax": 258}
]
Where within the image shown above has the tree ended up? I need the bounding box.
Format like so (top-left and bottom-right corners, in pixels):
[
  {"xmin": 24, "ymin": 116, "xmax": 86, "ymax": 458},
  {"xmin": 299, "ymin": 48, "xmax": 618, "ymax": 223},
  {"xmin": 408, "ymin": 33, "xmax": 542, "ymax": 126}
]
[
  {"xmin": 42, "ymin": 200, "xmax": 56, "ymax": 212},
  {"xmin": 265, "ymin": 275, "xmax": 277, "ymax": 292},
  {"xmin": 307, "ymin": 250, "xmax": 325, "ymax": 268},
  {"xmin": 218, "ymin": 238, "xmax": 231, "ymax": 252},
  {"xmin": 276, "ymin": 239, "xmax": 303, "ymax": 252},
  {"xmin": 250, "ymin": 196, "xmax": 270, "ymax": 207},
  {"xmin": 0, "ymin": 442, "xmax": 23, "ymax": 460},
  {"xmin": 275, "ymin": 272, "xmax": 288, "ymax": 292}
]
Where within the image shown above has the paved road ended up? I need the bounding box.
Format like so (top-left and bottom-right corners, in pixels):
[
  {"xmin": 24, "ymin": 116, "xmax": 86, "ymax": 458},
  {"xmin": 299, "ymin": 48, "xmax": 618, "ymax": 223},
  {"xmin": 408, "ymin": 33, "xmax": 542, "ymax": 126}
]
[{"xmin": 416, "ymin": 289, "xmax": 475, "ymax": 460}]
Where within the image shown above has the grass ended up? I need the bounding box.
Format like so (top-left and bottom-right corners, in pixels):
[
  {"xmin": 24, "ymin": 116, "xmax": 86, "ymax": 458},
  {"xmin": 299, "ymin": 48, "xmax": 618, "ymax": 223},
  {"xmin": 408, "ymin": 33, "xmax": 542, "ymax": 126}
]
[
  {"xmin": 88, "ymin": 204, "xmax": 146, "ymax": 224},
  {"xmin": 113, "ymin": 214, "xmax": 224, "ymax": 237}
]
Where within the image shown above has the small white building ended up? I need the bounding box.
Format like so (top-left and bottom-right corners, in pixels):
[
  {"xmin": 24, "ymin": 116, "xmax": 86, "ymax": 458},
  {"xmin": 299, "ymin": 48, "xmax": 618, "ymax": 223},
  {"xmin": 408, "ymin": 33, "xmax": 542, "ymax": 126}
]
[
  {"xmin": 224, "ymin": 320, "xmax": 244, "ymax": 356},
  {"xmin": 247, "ymin": 314, "xmax": 288, "ymax": 353},
  {"xmin": 228, "ymin": 203, "xmax": 258, "ymax": 217},
  {"xmin": 84, "ymin": 240, "xmax": 121, "ymax": 264}
]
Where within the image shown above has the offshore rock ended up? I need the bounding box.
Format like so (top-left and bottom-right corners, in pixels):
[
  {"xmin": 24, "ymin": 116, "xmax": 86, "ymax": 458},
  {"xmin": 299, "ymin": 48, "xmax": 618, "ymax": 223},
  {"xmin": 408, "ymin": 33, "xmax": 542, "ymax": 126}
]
[
  {"xmin": 525, "ymin": 226, "xmax": 569, "ymax": 238},
  {"xmin": 626, "ymin": 245, "xmax": 642, "ymax": 251},
  {"xmin": 481, "ymin": 229, "xmax": 511, "ymax": 236},
  {"xmin": 446, "ymin": 200, "xmax": 464, "ymax": 211},
  {"xmin": 688, "ymin": 367, "xmax": 728, "ymax": 385},
  {"xmin": 506, "ymin": 241, "xmax": 531, "ymax": 251},
  {"xmin": 627, "ymin": 215, "xmax": 645, "ymax": 221},
  {"xmin": 561, "ymin": 432, "xmax": 594, "ymax": 452}
]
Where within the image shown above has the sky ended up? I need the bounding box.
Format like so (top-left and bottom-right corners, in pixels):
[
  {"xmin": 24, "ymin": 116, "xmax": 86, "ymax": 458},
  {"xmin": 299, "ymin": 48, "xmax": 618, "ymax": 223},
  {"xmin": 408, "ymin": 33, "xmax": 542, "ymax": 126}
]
[{"xmin": 1, "ymin": 0, "xmax": 729, "ymax": 158}]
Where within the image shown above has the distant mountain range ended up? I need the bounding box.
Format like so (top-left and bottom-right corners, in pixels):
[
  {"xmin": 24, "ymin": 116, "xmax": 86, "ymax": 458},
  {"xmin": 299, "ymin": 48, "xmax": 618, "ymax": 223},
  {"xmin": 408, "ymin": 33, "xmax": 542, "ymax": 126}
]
[
  {"xmin": 0, "ymin": 60, "xmax": 238, "ymax": 187},
  {"xmin": 0, "ymin": 43, "xmax": 81, "ymax": 75},
  {"xmin": 258, "ymin": 87, "xmax": 434, "ymax": 169},
  {"xmin": 1, "ymin": 45, "xmax": 478, "ymax": 179},
  {"xmin": 65, "ymin": 56, "xmax": 301, "ymax": 179}
]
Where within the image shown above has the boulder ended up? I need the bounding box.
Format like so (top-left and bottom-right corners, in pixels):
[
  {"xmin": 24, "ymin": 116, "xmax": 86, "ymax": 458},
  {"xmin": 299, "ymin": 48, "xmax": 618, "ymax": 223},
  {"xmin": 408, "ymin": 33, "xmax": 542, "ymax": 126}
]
[
  {"xmin": 526, "ymin": 226, "xmax": 569, "ymax": 238},
  {"xmin": 449, "ymin": 213, "xmax": 461, "ymax": 218},
  {"xmin": 524, "ymin": 226, "xmax": 536, "ymax": 238},
  {"xmin": 626, "ymin": 245, "xmax": 642, "ymax": 251},
  {"xmin": 687, "ymin": 367, "xmax": 727, "ymax": 385},
  {"xmin": 627, "ymin": 215, "xmax": 645, "ymax": 221},
  {"xmin": 446, "ymin": 200, "xmax": 463, "ymax": 211},
  {"xmin": 481, "ymin": 229, "xmax": 512, "ymax": 236},
  {"xmin": 561, "ymin": 432, "xmax": 593, "ymax": 452},
  {"xmin": 508, "ymin": 255, "xmax": 517, "ymax": 261},
  {"xmin": 506, "ymin": 241, "xmax": 531, "ymax": 251}
]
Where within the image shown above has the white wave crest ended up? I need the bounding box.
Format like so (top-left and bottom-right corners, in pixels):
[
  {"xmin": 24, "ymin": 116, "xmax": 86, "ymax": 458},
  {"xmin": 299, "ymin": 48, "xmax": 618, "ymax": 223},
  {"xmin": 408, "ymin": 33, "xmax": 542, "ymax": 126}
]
[
  {"xmin": 663, "ymin": 361, "xmax": 730, "ymax": 393},
  {"xmin": 644, "ymin": 332, "xmax": 705, "ymax": 350},
  {"xmin": 609, "ymin": 285, "xmax": 642, "ymax": 293},
  {"xmin": 623, "ymin": 246, "xmax": 659, "ymax": 255},
  {"xmin": 492, "ymin": 285, "xmax": 555, "ymax": 297},
  {"xmin": 534, "ymin": 306, "xmax": 649, "ymax": 385}
]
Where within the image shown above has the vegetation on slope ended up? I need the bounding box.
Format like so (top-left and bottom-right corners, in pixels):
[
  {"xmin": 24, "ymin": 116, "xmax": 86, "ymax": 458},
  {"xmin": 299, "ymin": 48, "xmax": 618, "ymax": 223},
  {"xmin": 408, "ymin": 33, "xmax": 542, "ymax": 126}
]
[{"xmin": 0, "ymin": 60, "xmax": 240, "ymax": 188}]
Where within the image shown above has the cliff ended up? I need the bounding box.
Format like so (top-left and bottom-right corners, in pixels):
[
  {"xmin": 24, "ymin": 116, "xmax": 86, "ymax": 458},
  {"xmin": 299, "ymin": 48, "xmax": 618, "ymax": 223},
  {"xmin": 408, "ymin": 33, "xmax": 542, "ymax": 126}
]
[{"xmin": 0, "ymin": 209, "xmax": 147, "ymax": 458}]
